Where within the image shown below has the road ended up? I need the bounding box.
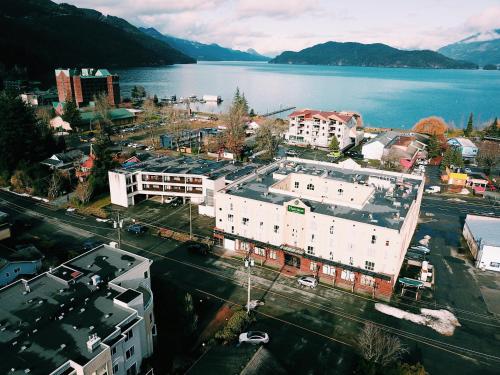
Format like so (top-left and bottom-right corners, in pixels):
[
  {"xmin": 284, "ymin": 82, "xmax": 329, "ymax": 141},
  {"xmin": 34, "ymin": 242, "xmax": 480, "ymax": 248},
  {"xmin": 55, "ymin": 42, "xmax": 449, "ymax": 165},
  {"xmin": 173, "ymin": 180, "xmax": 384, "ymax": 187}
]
[{"xmin": 0, "ymin": 190, "xmax": 499, "ymax": 374}]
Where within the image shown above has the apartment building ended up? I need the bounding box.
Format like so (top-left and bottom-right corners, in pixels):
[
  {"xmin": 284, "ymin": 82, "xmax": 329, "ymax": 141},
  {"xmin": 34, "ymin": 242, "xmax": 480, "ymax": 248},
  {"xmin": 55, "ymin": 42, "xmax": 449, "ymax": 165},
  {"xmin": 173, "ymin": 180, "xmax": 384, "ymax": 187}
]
[
  {"xmin": 0, "ymin": 244, "xmax": 155, "ymax": 375},
  {"xmin": 285, "ymin": 109, "xmax": 363, "ymax": 150},
  {"xmin": 55, "ymin": 68, "xmax": 120, "ymax": 107},
  {"xmin": 214, "ymin": 158, "xmax": 424, "ymax": 299},
  {"xmin": 108, "ymin": 156, "xmax": 259, "ymax": 216}
]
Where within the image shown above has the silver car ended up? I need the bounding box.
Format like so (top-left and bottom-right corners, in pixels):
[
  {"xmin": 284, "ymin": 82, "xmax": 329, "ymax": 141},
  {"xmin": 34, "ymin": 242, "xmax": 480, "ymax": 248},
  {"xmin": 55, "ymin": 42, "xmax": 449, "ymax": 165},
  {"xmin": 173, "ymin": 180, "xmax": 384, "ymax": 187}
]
[
  {"xmin": 297, "ymin": 276, "xmax": 318, "ymax": 288},
  {"xmin": 239, "ymin": 331, "xmax": 269, "ymax": 344}
]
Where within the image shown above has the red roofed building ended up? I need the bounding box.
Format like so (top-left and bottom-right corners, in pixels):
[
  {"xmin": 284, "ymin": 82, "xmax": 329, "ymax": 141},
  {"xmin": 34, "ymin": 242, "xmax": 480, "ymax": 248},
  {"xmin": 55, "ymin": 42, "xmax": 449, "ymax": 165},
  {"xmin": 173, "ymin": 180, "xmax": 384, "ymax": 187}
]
[
  {"xmin": 75, "ymin": 154, "xmax": 95, "ymax": 181},
  {"xmin": 285, "ymin": 109, "xmax": 363, "ymax": 150}
]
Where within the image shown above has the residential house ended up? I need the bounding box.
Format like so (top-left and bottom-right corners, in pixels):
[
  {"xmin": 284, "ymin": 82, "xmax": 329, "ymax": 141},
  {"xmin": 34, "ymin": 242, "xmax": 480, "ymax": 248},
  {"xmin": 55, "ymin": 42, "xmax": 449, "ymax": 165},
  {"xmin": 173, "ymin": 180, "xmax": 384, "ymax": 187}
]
[
  {"xmin": 447, "ymin": 137, "xmax": 478, "ymax": 159},
  {"xmin": 463, "ymin": 214, "xmax": 500, "ymax": 272},
  {"xmin": 362, "ymin": 131, "xmax": 399, "ymax": 160},
  {"xmin": 0, "ymin": 245, "xmax": 43, "ymax": 287},
  {"xmin": 285, "ymin": 109, "xmax": 363, "ymax": 150},
  {"xmin": 0, "ymin": 211, "xmax": 11, "ymax": 241},
  {"xmin": 50, "ymin": 116, "xmax": 72, "ymax": 133},
  {"xmin": 41, "ymin": 150, "xmax": 84, "ymax": 171}
]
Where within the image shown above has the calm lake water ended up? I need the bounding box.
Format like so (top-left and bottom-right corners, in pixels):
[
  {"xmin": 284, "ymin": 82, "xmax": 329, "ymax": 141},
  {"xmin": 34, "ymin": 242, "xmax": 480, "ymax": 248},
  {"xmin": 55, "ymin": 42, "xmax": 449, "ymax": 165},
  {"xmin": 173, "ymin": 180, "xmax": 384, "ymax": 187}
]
[{"xmin": 115, "ymin": 61, "xmax": 500, "ymax": 129}]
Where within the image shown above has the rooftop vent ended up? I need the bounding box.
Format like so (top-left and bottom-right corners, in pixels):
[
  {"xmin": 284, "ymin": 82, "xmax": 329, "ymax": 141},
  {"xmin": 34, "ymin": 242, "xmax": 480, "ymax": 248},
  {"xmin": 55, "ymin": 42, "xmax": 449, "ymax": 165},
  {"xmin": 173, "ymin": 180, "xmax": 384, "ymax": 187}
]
[
  {"xmin": 60, "ymin": 344, "xmax": 66, "ymax": 350},
  {"xmin": 91, "ymin": 275, "xmax": 102, "ymax": 286},
  {"xmin": 86, "ymin": 334, "xmax": 101, "ymax": 353}
]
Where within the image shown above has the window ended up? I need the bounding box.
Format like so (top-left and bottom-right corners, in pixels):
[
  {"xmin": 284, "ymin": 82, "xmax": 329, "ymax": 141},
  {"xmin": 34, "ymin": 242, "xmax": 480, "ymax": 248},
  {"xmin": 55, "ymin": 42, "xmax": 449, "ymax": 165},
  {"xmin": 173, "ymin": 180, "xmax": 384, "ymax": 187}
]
[
  {"xmin": 242, "ymin": 217, "xmax": 249, "ymax": 225},
  {"xmin": 490, "ymin": 262, "xmax": 500, "ymax": 268},
  {"xmin": 273, "ymin": 225, "xmax": 280, "ymax": 233},
  {"xmin": 143, "ymin": 271, "xmax": 148, "ymax": 279},
  {"xmin": 227, "ymin": 214, "xmax": 234, "ymax": 222},
  {"xmin": 113, "ymin": 364, "xmax": 119, "ymax": 374},
  {"xmin": 310, "ymin": 261, "xmax": 317, "ymax": 271},
  {"xmin": 361, "ymin": 275, "xmax": 375, "ymax": 286},
  {"xmin": 306, "ymin": 246, "xmax": 314, "ymax": 255},
  {"xmin": 126, "ymin": 363, "xmax": 137, "ymax": 375},
  {"xmin": 125, "ymin": 346, "xmax": 135, "ymax": 359},
  {"xmin": 329, "ymin": 226, "xmax": 334, "ymax": 234},
  {"xmin": 269, "ymin": 250, "xmax": 277, "ymax": 260},
  {"xmin": 323, "ymin": 264, "xmax": 335, "ymax": 276},
  {"xmin": 254, "ymin": 247, "xmax": 265, "ymax": 256},
  {"xmin": 385, "ymin": 240, "xmax": 390, "ymax": 246},
  {"xmin": 231, "ymin": 226, "xmax": 234, "ymax": 234},
  {"xmin": 365, "ymin": 261, "xmax": 375, "ymax": 271},
  {"xmin": 341, "ymin": 269, "xmax": 355, "ymax": 281},
  {"xmin": 294, "ymin": 181, "xmax": 299, "ymax": 188},
  {"xmin": 14, "ymin": 267, "xmax": 21, "ymax": 273},
  {"xmin": 337, "ymin": 188, "xmax": 343, "ymax": 195},
  {"xmin": 371, "ymin": 235, "xmax": 376, "ymax": 244},
  {"xmin": 307, "ymin": 183, "xmax": 314, "ymax": 191},
  {"xmin": 230, "ymin": 203, "xmax": 233, "ymax": 211},
  {"xmin": 111, "ymin": 346, "xmax": 117, "ymax": 355},
  {"xmin": 329, "ymin": 252, "xmax": 334, "ymax": 260},
  {"xmin": 125, "ymin": 330, "xmax": 134, "ymax": 342},
  {"xmin": 349, "ymin": 257, "xmax": 354, "ymax": 266}
]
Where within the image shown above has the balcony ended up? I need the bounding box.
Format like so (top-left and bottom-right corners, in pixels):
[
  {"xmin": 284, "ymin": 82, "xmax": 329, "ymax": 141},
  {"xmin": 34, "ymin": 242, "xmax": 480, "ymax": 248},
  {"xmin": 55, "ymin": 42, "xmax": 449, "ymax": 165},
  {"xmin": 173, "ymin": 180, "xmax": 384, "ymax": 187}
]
[
  {"xmin": 187, "ymin": 187, "xmax": 203, "ymax": 194},
  {"xmin": 142, "ymin": 185, "xmax": 163, "ymax": 192},
  {"xmin": 186, "ymin": 178, "xmax": 203, "ymax": 185},
  {"xmin": 142, "ymin": 175, "xmax": 163, "ymax": 183},
  {"xmin": 165, "ymin": 186, "xmax": 186, "ymax": 193},
  {"xmin": 164, "ymin": 176, "xmax": 186, "ymax": 183}
]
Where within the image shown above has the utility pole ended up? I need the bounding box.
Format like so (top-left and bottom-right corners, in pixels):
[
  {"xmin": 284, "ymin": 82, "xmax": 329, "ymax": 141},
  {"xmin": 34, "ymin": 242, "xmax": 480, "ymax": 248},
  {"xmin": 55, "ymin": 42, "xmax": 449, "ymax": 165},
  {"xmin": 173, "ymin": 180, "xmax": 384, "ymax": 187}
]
[
  {"xmin": 189, "ymin": 200, "xmax": 192, "ymax": 239},
  {"xmin": 113, "ymin": 212, "xmax": 123, "ymax": 248},
  {"xmin": 244, "ymin": 255, "xmax": 255, "ymax": 314}
]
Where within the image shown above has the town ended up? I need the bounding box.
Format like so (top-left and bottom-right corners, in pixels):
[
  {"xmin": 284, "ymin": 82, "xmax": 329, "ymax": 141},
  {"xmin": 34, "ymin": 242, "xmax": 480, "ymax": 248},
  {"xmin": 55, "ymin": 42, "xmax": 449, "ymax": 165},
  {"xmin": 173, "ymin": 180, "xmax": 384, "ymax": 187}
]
[{"xmin": 0, "ymin": 61, "xmax": 498, "ymax": 375}]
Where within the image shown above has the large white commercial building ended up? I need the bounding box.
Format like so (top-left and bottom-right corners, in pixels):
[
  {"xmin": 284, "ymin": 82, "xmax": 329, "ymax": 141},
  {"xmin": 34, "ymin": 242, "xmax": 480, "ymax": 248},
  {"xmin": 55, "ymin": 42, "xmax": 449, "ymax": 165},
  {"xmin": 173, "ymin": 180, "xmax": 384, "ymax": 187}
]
[
  {"xmin": 109, "ymin": 156, "xmax": 258, "ymax": 217},
  {"xmin": 214, "ymin": 158, "xmax": 424, "ymax": 298},
  {"xmin": 0, "ymin": 244, "xmax": 155, "ymax": 375},
  {"xmin": 463, "ymin": 214, "xmax": 500, "ymax": 272},
  {"xmin": 285, "ymin": 109, "xmax": 363, "ymax": 150}
]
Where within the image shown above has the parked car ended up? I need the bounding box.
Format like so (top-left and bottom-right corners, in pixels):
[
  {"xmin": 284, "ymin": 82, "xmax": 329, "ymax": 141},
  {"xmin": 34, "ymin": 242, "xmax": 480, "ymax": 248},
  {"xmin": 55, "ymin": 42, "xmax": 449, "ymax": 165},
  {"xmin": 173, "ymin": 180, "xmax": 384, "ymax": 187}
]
[
  {"xmin": 170, "ymin": 197, "xmax": 182, "ymax": 207},
  {"xmin": 239, "ymin": 331, "xmax": 269, "ymax": 344},
  {"xmin": 286, "ymin": 150, "xmax": 298, "ymax": 157},
  {"xmin": 246, "ymin": 300, "xmax": 265, "ymax": 310},
  {"xmin": 410, "ymin": 245, "xmax": 431, "ymax": 255},
  {"xmin": 297, "ymin": 276, "xmax": 318, "ymax": 288},
  {"xmin": 127, "ymin": 224, "xmax": 148, "ymax": 234},
  {"xmin": 185, "ymin": 240, "xmax": 209, "ymax": 255},
  {"xmin": 345, "ymin": 150, "xmax": 363, "ymax": 159},
  {"xmin": 83, "ymin": 239, "xmax": 104, "ymax": 251},
  {"xmin": 424, "ymin": 186, "xmax": 441, "ymax": 194},
  {"xmin": 464, "ymin": 167, "xmax": 472, "ymax": 173}
]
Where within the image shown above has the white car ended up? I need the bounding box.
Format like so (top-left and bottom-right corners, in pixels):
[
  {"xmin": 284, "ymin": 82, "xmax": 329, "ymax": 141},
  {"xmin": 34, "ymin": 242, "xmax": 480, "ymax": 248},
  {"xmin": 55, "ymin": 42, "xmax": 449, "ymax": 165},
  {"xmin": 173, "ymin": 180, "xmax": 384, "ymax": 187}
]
[
  {"xmin": 239, "ymin": 331, "xmax": 269, "ymax": 344},
  {"xmin": 410, "ymin": 245, "xmax": 431, "ymax": 254},
  {"xmin": 425, "ymin": 186, "xmax": 441, "ymax": 194},
  {"xmin": 246, "ymin": 300, "xmax": 265, "ymax": 310},
  {"xmin": 297, "ymin": 276, "xmax": 318, "ymax": 288},
  {"xmin": 464, "ymin": 167, "xmax": 472, "ymax": 173}
]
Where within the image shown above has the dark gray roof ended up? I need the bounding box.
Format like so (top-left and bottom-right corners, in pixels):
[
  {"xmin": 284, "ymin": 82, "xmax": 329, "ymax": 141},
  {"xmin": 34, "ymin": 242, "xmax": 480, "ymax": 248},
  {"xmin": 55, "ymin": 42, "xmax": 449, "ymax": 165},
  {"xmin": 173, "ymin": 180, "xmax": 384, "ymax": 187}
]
[{"xmin": 364, "ymin": 131, "xmax": 399, "ymax": 147}]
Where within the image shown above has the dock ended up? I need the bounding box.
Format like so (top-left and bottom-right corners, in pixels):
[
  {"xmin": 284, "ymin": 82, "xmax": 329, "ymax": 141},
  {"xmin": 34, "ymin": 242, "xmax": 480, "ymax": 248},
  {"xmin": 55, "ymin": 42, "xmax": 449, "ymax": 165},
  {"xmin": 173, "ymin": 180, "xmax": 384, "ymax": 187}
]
[{"xmin": 261, "ymin": 106, "xmax": 296, "ymax": 117}]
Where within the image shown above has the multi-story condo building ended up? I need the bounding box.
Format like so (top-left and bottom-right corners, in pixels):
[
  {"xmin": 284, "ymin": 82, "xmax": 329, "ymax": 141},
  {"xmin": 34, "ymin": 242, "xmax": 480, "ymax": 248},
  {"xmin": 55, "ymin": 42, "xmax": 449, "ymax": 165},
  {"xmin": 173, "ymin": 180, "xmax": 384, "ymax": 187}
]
[
  {"xmin": 109, "ymin": 156, "xmax": 259, "ymax": 217},
  {"xmin": 214, "ymin": 158, "xmax": 424, "ymax": 299},
  {"xmin": 55, "ymin": 68, "xmax": 120, "ymax": 107},
  {"xmin": 285, "ymin": 109, "xmax": 363, "ymax": 150},
  {"xmin": 0, "ymin": 244, "xmax": 155, "ymax": 375}
]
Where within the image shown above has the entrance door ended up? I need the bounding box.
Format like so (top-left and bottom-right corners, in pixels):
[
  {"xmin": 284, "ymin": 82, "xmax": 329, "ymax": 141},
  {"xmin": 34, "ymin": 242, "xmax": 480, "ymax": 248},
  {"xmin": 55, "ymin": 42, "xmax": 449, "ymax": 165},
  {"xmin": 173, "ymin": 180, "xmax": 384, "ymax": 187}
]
[{"xmin": 285, "ymin": 253, "xmax": 301, "ymax": 268}]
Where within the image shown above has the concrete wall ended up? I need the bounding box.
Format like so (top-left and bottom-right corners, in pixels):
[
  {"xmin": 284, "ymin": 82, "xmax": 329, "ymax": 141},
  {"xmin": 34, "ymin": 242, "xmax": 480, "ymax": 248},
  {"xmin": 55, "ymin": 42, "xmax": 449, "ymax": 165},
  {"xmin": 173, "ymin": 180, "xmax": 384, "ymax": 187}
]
[{"xmin": 109, "ymin": 171, "xmax": 129, "ymax": 208}]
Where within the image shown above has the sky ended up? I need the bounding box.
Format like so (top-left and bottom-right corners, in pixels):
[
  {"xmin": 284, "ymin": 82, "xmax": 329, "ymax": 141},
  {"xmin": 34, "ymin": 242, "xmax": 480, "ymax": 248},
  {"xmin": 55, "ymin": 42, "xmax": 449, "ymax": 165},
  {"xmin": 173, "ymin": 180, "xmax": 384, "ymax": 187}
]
[{"xmin": 56, "ymin": 0, "xmax": 500, "ymax": 56}]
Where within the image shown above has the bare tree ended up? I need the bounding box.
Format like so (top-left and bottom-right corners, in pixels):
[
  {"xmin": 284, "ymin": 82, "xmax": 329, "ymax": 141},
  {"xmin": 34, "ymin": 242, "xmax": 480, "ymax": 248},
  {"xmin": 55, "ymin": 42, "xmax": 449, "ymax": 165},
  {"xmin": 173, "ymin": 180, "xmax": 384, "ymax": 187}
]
[
  {"xmin": 47, "ymin": 171, "xmax": 62, "ymax": 200},
  {"xmin": 75, "ymin": 180, "xmax": 93, "ymax": 205},
  {"xmin": 160, "ymin": 105, "xmax": 190, "ymax": 150},
  {"xmin": 223, "ymin": 103, "xmax": 246, "ymax": 158},
  {"xmin": 254, "ymin": 119, "xmax": 282, "ymax": 160},
  {"xmin": 358, "ymin": 323, "xmax": 407, "ymax": 367},
  {"xmin": 93, "ymin": 93, "xmax": 112, "ymax": 138}
]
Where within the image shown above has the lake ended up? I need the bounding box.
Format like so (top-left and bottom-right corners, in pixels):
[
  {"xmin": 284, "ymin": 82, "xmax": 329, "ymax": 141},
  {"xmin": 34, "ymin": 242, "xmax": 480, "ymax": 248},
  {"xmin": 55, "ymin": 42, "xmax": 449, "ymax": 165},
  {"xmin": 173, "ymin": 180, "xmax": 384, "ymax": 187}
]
[{"xmin": 115, "ymin": 61, "xmax": 500, "ymax": 129}]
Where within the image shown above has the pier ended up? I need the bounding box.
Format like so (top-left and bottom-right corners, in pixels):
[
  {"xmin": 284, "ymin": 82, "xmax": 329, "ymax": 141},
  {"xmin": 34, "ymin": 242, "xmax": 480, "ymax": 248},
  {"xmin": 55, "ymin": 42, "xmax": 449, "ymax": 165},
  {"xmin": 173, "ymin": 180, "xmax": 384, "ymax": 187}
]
[{"xmin": 261, "ymin": 106, "xmax": 296, "ymax": 117}]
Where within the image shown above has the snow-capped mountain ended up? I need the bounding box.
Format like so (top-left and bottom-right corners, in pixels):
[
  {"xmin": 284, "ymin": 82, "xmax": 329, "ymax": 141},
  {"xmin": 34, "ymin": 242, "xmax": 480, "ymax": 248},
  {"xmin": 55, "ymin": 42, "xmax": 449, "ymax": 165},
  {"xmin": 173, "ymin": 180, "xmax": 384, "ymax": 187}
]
[{"xmin": 438, "ymin": 29, "xmax": 500, "ymax": 66}]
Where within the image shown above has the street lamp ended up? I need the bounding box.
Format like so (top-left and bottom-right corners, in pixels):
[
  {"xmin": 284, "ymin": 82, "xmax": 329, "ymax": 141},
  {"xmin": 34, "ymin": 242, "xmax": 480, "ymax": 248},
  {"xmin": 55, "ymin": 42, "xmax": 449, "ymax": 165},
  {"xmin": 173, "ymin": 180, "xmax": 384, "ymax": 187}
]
[
  {"xmin": 113, "ymin": 212, "xmax": 124, "ymax": 248},
  {"xmin": 244, "ymin": 255, "xmax": 255, "ymax": 314}
]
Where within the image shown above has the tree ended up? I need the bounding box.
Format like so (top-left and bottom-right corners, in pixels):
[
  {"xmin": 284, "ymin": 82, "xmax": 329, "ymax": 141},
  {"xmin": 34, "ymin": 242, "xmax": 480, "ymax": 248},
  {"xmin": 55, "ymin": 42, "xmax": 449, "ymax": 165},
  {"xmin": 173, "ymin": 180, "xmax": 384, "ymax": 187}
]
[
  {"xmin": 477, "ymin": 149, "xmax": 498, "ymax": 176},
  {"xmin": 426, "ymin": 134, "xmax": 441, "ymax": 158},
  {"xmin": 484, "ymin": 117, "xmax": 499, "ymax": 137},
  {"xmin": 441, "ymin": 147, "xmax": 464, "ymax": 169},
  {"xmin": 223, "ymin": 103, "xmax": 246, "ymax": 158},
  {"xmin": 329, "ymin": 136, "xmax": 340, "ymax": 152},
  {"xmin": 413, "ymin": 116, "xmax": 448, "ymax": 136},
  {"xmin": 47, "ymin": 171, "xmax": 62, "ymax": 200},
  {"xmin": 358, "ymin": 323, "xmax": 407, "ymax": 367},
  {"xmin": 254, "ymin": 120, "xmax": 281, "ymax": 160},
  {"xmin": 93, "ymin": 93, "xmax": 112, "ymax": 138},
  {"xmin": 464, "ymin": 113, "xmax": 473, "ymax": 137},
  {"xmin": 131, "ymin": 85, "xmax": 146, "ymax": 99},
  {"xmin": 89, "ymin": 137, "xmax": 119, "ymax": 196},
  {"xmin": 75, "ymin": 180, "xmax": 93, "ymax": 205},
  {"xmin": 56, "ymin": 135, "xmax": 66, "ymax": 152},
  {"xmin": 160, "ymin": 106, "xmax": 189, "ymax": 150},
  {"xmin": 62, "ymin": 98, "xmax": 81, "ymax": 126},
  {"xmin": 153, "ymin": 94, "xmax": 159, "ymax": 105},
  {"xmin": 249, "ymin": 108, "xmax": 255, "ymax": 117},
  {"xmin": 182, "ymin": 293, "xmax": 198, "ymax": 335}
]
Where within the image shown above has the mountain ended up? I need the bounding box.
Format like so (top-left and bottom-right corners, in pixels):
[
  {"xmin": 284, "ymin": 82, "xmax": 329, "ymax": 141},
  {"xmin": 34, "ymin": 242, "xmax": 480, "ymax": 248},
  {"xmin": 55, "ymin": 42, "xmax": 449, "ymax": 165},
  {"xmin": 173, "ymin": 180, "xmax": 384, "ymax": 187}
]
[
  {"xmin": 0, "ymin": 0, "xmax": 195, "ymax": 83},
  {"xmin": 140, "ymin": 27, "xmax": 269, "ymax": 62},
  {"xmin": 438, "ymin": 30, "xmax": 500, "ymax": 67},
  {"xmin": 269, "ymin": 41, "xmax": 477, "ymax": 69}
]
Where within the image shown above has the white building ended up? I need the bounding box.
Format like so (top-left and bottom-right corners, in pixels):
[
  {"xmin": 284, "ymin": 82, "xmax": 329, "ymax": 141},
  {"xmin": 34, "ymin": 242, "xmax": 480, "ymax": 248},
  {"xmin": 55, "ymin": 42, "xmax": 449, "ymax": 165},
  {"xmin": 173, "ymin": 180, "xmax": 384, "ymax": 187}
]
[
  {"xmin": 463, "ymin": 214, "xmax": 500, "ymax": 272},
  {"xmin": 362, "ymin": 131, "xmax": 399, "ymax": 160},
  {"xmin": 285, "ymin": 109, "xmax": 363, "ymax": 150},
  {"xmin": 214, "ymin": 158, "xmax": 424, "ymax": 299},
  {"xmin": 447, "ymin": 137, "xmax": 478, "ymax": 159},
  {"xmin": 109, "ymin": 156, "xmax": 258, "ymax": 217},
  {"xmin": 0, "ymin": 244, "xmax": 155, "ymax": 375}
]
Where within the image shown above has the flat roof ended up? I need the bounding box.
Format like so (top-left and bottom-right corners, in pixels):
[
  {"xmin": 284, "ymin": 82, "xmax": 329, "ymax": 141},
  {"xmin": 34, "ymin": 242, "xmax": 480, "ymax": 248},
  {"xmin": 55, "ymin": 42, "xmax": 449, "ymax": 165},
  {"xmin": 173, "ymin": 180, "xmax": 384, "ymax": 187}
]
[
  {"xmin": 465, "ymin": 215, "xmax": 500, "ymax": 247},
  {"xmin": 113, "ymin": 155, "xmax": 259, "ymax": 180},
  {"xmin": 224, "ymin": 160, "xmax": 423, "ymax": 230},
  {"xmin": 0, "ymin": 245, "xmax": 146, "ymax": 375}
]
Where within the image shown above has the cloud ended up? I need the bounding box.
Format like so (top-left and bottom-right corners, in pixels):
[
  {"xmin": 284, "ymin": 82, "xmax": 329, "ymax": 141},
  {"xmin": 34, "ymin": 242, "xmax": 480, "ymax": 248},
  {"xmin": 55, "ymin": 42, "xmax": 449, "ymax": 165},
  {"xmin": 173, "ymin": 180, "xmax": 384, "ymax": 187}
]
[
  {"xmin": 236, "ymin": 0, "xmax": 322, "ymax": 19},
  {"xmin": 463, "ymin": 5, "xmax": 500, "ymax": 32}
]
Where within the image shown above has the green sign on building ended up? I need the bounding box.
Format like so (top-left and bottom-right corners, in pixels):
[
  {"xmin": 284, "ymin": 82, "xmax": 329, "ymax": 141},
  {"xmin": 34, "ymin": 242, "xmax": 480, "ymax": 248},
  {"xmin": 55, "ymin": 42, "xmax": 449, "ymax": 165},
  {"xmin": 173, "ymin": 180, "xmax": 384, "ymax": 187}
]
[{"xmin": 287, "ymin": 205, "xmax": 305, "ymax": 215}]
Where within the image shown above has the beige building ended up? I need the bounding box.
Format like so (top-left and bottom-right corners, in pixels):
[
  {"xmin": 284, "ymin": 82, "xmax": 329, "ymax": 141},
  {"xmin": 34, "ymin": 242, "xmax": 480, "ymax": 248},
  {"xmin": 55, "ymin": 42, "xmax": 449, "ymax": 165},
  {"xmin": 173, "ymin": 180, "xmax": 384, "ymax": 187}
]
[
  {"xmin": 214, "ymin": 158, "xmax": 424, "ymax": 298},
  {"xmin": 0, "ymin": 244, "xmax": 155, "ymax": 375}
]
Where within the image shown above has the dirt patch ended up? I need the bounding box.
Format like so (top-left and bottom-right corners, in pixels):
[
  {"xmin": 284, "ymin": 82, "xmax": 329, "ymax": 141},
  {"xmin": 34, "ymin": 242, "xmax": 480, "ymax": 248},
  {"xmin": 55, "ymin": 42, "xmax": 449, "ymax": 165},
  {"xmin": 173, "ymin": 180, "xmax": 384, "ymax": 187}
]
[{"xmin": 195, "ymin": 303, "xmax": 234, "ymax": 346}]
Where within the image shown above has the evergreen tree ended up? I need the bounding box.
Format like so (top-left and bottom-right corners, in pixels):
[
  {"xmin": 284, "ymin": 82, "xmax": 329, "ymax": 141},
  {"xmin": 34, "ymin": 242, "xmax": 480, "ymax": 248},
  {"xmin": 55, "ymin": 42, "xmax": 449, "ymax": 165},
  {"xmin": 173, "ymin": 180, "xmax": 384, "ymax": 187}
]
[
  {"xmin": 427, "ymin": 134, "xmax": 441, "ymax": 158},
  {"xmin": 249, "ymin": 108, "xmax": 255, "ymax": 117},
  {"xmin": 233, "ymin": 87, "xmax": 241, "ymax": 104},
  {"xmin": 484, "ymin": 117, "xmax": 499, "ymax": 137},
  {"xmin": 329, "ymin": 136, "xmax": 340, "ymax": 152},
  {"xmin": 131, "ymin": 85, "xmax": 138, "ymax": 99},
  {"xmin": 62, "ymin": 98, "xmax": 81, "ymax": 126},
  {"xmin": 153, "ymin": 94, "xmax": 159, "ymax": 105},
  {"xmin": 464, "ymin": 113, "xmax": 473, "ymax": 137}
]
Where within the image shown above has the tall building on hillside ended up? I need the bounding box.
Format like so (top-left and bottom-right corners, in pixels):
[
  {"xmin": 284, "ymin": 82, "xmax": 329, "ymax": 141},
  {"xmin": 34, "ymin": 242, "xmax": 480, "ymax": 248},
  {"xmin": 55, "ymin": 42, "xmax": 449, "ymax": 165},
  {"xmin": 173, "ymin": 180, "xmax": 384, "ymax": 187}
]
[
  {"xmin": 55, "ymin": 68, "xmax": 120, "ymax": 107},
  {"xmin": 214, "ymin": 158, "xmax": 424, "ymax": 299},
  {"xmin": 0, "ymin": 244, "xmax": 155, "ymax": 375},
  {"xmin": 285, "ymin": 109, "xmax": 363, "ymax": 150}
]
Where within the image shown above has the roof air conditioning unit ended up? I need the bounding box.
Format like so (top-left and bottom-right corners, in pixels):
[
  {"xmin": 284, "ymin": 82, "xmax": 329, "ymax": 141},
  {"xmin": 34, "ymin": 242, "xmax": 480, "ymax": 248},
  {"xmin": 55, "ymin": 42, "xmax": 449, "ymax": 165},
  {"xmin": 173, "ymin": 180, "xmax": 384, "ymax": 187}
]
[{"xmin": 86, "ymin": 334, "xmax": 101, "ymax": 353}]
